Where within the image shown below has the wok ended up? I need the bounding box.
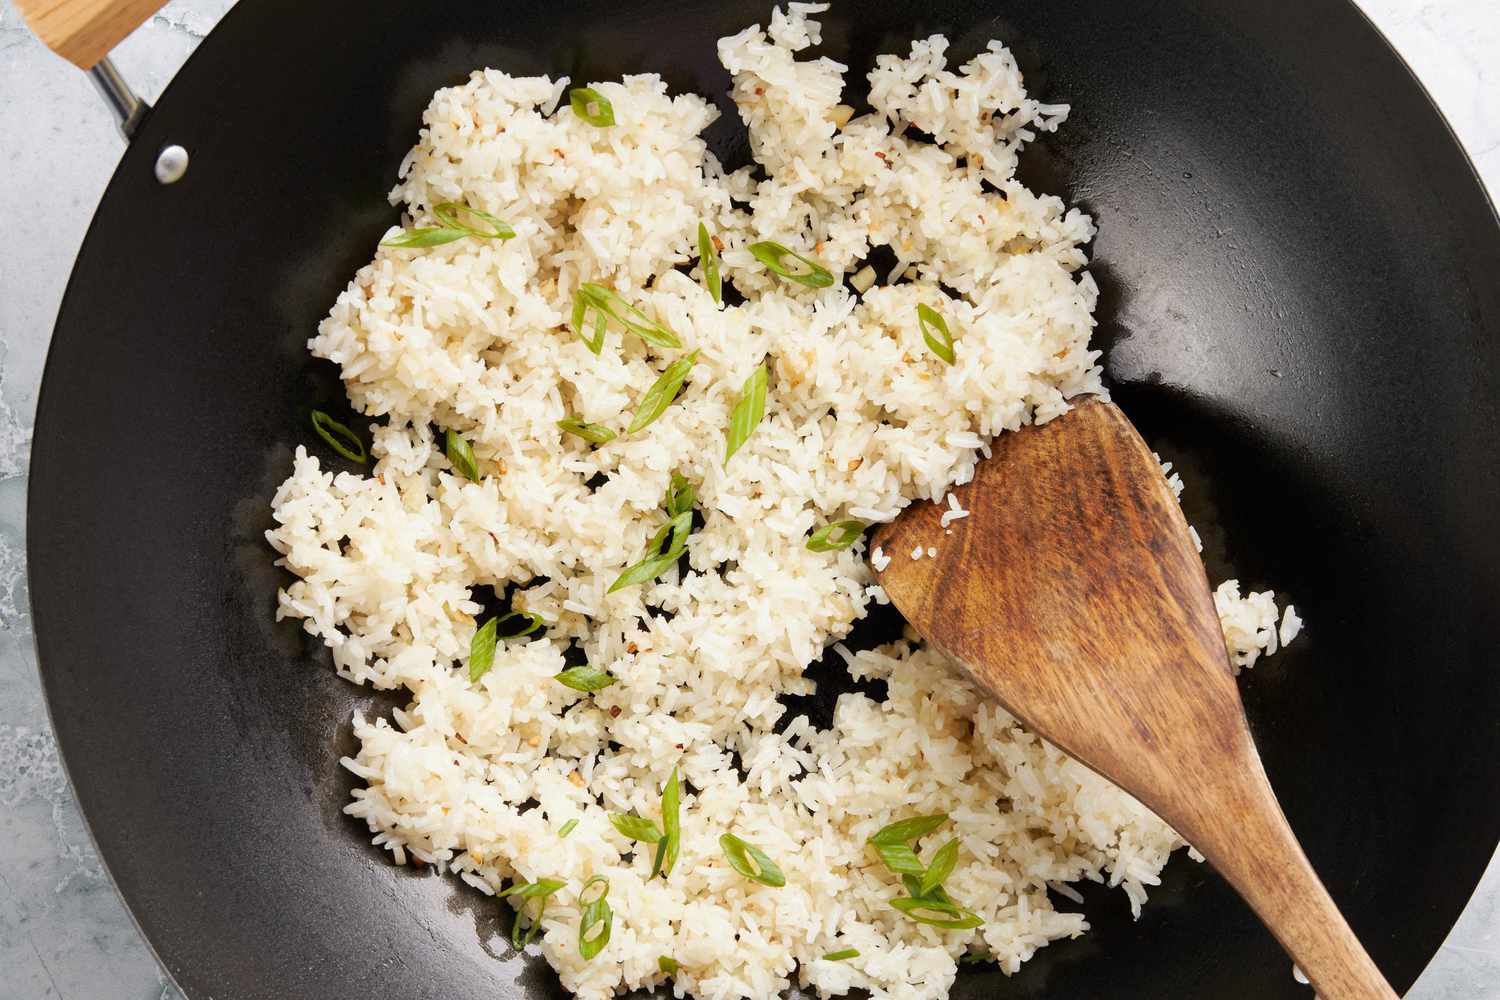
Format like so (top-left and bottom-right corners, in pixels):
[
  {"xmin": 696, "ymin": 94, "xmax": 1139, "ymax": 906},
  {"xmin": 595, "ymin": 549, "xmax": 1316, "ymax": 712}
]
[{"xmin": 24, "ymin": 0, "xmax": 1500, "ymax": 997}]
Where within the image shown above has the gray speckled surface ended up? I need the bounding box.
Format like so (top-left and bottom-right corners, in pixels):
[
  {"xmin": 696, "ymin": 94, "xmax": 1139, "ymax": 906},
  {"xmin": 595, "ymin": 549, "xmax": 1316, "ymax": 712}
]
[{"xmin": 0, "ymin": 1, "xmax": 1496, "ymax": 997}]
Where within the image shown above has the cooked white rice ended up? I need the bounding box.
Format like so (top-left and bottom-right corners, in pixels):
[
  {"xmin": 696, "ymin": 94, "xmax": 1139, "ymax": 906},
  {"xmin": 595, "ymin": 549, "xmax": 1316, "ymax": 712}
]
[{"xmin": 265, "ymin": 6, "xmax": 1299, "ymax": 998}]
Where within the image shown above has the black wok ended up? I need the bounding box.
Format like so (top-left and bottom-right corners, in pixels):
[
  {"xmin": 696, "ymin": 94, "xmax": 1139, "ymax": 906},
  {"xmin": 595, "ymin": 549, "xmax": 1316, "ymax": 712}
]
[{"xmin": 27, "ymin": 1, "xmax": 1500, "ymax": 997}]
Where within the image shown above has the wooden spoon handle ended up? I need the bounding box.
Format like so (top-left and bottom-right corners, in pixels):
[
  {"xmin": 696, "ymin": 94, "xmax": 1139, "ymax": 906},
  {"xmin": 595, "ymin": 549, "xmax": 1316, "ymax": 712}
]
[
  {"xmin": 1181, "ymin": 752, "xmax": 1397, "ymax": 1000},
  {"xmin": 15, "ymin": 0, "xmax": 167, "ymax": 68}
]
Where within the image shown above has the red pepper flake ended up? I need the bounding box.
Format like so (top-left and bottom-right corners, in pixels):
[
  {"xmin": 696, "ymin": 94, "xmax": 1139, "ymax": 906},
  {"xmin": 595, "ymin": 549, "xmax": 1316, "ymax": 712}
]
[
  {"xmin": 874, "ymin": 151, "xmax": 888, "ymax": 162},
  {"xmin": 609, "ymin": 706, "xmax": 622, "ymax": 718},
  {"xmin": 755, "ymin": 87, "xmax": 765, "ymax": 96},
  {"xmin": 711, "ymin": 235, "xmax": 724, "ymax": 253}
]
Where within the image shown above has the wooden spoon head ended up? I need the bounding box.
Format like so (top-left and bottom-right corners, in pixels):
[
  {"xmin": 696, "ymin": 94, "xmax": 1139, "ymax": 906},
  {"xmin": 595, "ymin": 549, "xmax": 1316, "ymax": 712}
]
[{"xmin": 871, "ymin": 398, "xmax": 1252, "ymax": 817}]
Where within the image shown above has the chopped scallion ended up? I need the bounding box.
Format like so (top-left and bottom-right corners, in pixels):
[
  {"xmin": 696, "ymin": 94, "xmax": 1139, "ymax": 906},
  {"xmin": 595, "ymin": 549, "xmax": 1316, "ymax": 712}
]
[
  {"xmin": 664, "ymin": 471, "xmax": 695, "ymax": 518},
  {"xmin": 608, "ymin": 813, "xmax": 665, "ymax": 844},
  {"xmin": 498, "ymin": 877, "xmax": 567, "ymax": 900},
  {"xmin": 698, "ymin": 222, "xmax": 722, "ymax": 305},
  {"xmin": 500, "ymin": 877, "xmax": 566, "ymax": 949},
  {"xmin": 557, "ymin": 416, "xmax": 617, "ymax": 445},
  {"xmin": 555, "ymin": 665, "xmax": 617, "ymax": 692},
  {"xmin": 652, "ymin": 767, "xmax": 681, "ymax": 880},
  {"xmin": 748, "ymin": 241, "xmax": 836, "ymax": 289},
  {"xmin": 919, "ymin": 839, "xmax": 960, "ymax": 897},
  {"xmin": 902, "ymin": 874, "xmax": 951, "ymax": 905},
  {"xmin": 559, "ymin": 818, "xmax": 579, "ymax": 838},
  {"xmin": 608, "ymin": 552, "xmax": 679, "ymax": 593},
  {"xmin": 872, "ymin": 842, "xmax": 926, "ymax": 877},
  {"xmin": 917, "ymin": 303, "xmax": 956, "ymax": 365},
  {"xmin": 719, "ymin": 833, "xmax": 785, "ymax": 887},
  {"xmin": 571, "ymin": 292, "xmax": 608, "ymax": 354},
  {"xmin": 888, "ymin": 896, "xmax": 983, "ymax": 929},
  {"xmin": 382, "ymin": 201, "xmax": 514, "ymax": 249},
  {"xmin": 658, "ymin": 956, "xmax": 679, "ymax": 974},
  {"xmin": 807, "ymin": 520, "xmax": 865, "ymax": 552},
  {"xmin": 496, "ymin": 610, "xmax": 546, "ymax": 640},
  {"xmin": 573, "ymin": 283, "xmax": 682, "ymax": 350},
  {"xmin": 379, "ymin": 227, "xmax": 468, "ymax": 249},
  {"xmin": 468, "ymin": 616, "xmax": 499, "ymax": 682},
  {"xmin": 723, "ymin": 363, "xmax": 767, "ymax": 465},
  {"xmin": 822, "ymin": 949, "xmax": 860, "ymax": 961},
  {"xmin": 432, "ymin": 201, "xmax": 515, "ymax": 240},
  {"xmin": 609, "ymin": 510, "xmax": 692, "ymax": 592},
  {"xmin": 578, "ymin": 875, "xmax": 613, "ymax": 960},
  {"xmin": 445, "ymin": 428, "xmax": 480, "ymax": 482},
  {"xmin": 869, "ymin": 814, "xmax": 949, "ymax": 846},
  {"xmin": 628, "ymin": 351, "xmax": 698, "ymax": 434},
  {"xmin": 309, "ymin": 410, "xmax": 367, "ymax": 464},
  {"xmin": 570, "ymin": 87, "xmax": 615, "ymax": 128}
]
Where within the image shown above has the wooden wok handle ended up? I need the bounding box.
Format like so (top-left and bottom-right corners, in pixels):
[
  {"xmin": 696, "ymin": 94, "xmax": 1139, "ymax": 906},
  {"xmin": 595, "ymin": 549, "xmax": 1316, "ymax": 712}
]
[
  {"xmin": 15, "ymin": 0, "xmax": 167, "ymax": 69},
  {"xmin": 1176, "ymin": 742, "xmax": 1398, "ymax": 1000}
]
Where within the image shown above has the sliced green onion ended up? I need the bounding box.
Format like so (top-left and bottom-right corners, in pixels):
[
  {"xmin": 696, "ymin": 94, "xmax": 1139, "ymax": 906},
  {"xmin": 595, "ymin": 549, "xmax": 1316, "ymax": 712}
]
[
  {"xmin": 649, "ymin": 511, "xmax": 693, "ymax": 559},
  {"xmin": 574, "ymin": 283, "xmax": 682, "ymax": 349},
  {"xmin": 889, "ymin": 896, "xmax": 983, "ymax": 930},
  {"xmin": 557, "ymin": 415, "xmax": 617, "ymax": 445},
  {"xmin": 822, "ymin": 949, "xmax": 860, "ymax": 961},
  {"xmin": 579, "ymin": 874, "xmax": 610, "ymax": 906},
  {"xmin": 917, "ymin": 303, "xmax": 956, "ymax": 365},
  {"xmin": 570, "ymin": 87, "xmax": 615, "ymax": 128},
  {"xmin": 664, "ymin": 471, "xmax": 694, "ymax": 518},
  {"xmin": 380, "ymin": 227, "xmax": 469, "ymax": 249},
  {"xmin": 651, "ymin": 766, "xmax": 681, "ymax": 879},
  {"xmin": 807, "ymin": 520, "xmax": 865, "ymax": 552},
  {"xmin": 559, "ymin": 818, "xmax": 580, "ymax": 838},
  {"xmin": 719, "ymin": 833, "xmax": 785, "ymax": 887},
  {"xmin": 608, "ymin": 553, "xmax": 678, "ymax": 592},
  {"xmin": 446, "ymin": 428, "xmax": 480, "ymax": 482},
  {"xmin": 432, "ymin": 201, "xmax": 515, "ymax": 240},
  {"xmin": 555, "ymin": 665, "xmax": 617, "ymax": 692},
  {"xmin": 496, "ymin": 610, "xmax": 546, "ymax": 640},
  {"xmin": 498, "ymin": 877, "xmax": 567, "ymax": 900},
  {"xmin": 902, "ymin": 874, "xmax": 953, "ymax": 905},
  {"xmin": 748, "ymin": 241, "xmax": 836, "ymax": 289},
  {"xmin": 572, "ymin": 292, "xmax": 608, "ymax": 354},
  {"xmin": 869, "ymin": 814, "xmax": 949, "ymax": 846},
  {"xmin": 469, "ymin": 616, "xmax": 499, "ymax": 682},
  {"xmin": 872, "ymin": 842, "xmax": 926, "ymax": 877},
  {"xmin": 609, "ymin": 813, "xmax": 664, "ymax": 844},
  {"xmin": 919, "ymin": 839, "xmax": 960, "ymax": 897},
  {"xmin": 609, "ymin": 510, "xmax": 692, "ymax": 592},
  {"xmin": 628, "ymin": 351, "xmax": 698, "ymax": 434},
  {"xmin": 578, "ymin": 875, "xmax": 613, "ymax": 960},
  {"xmin": 658, "ymin": 956, "xmax": 679, "ymax": 974},
  {"xmin": 309, "ymin": 410, "xmax": 367, "ymax": 464},
  {"xmin": 698, "ymin": 222, "xmax": 722, "ymax": 305},
  {"xmin": 500, "ymin": 877, "xmax": 566, "ymax": 950},
  {"xmin": 723, "ymin": 363, "xmax": 767, "ymax": 466}
]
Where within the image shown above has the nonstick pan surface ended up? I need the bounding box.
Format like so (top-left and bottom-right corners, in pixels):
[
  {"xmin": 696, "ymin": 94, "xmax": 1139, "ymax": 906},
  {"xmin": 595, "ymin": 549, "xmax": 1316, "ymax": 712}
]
[{"xmin": 28, "ymin": 1, "xmax": 1500, "ymax": 997}]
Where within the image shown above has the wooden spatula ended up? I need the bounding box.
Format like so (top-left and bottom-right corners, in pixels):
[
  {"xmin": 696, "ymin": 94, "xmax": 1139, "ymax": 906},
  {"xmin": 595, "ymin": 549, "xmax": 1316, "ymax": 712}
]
[{"xmin": 871, "ymin": 397, "xmax": 1395, "ymax": 1000}]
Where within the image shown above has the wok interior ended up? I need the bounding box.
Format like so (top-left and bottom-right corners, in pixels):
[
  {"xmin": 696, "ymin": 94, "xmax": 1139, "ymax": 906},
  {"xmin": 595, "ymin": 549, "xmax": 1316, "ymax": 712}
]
[{"xmin": 27, "ymin": 1, "xmax": 1500, "ymax": 998}]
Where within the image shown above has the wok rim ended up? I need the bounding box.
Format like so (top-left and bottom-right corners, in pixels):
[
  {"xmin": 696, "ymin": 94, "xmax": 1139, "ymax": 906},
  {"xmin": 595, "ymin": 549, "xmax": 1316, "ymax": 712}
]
[{"xmin": 25, "ymin": 0, "xmax": 1500, "ymax": 996}]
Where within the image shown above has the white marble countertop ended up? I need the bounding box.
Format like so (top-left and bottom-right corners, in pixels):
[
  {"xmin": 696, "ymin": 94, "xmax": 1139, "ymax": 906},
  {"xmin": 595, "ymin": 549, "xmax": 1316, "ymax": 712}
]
[{"xmin": 0, "ymin": 1, "xmax": 1496, "ymax": 997}]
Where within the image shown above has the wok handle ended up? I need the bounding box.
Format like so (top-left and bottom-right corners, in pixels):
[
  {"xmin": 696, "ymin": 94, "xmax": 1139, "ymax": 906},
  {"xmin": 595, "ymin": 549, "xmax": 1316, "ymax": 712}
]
[{"xmin": 15, "ymin": 0, "xmax": 167, "ymax": 69}]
